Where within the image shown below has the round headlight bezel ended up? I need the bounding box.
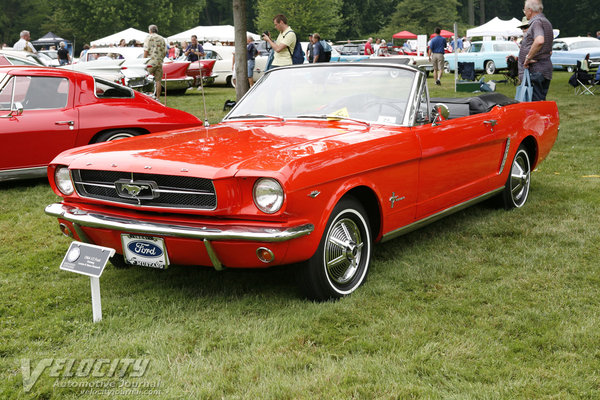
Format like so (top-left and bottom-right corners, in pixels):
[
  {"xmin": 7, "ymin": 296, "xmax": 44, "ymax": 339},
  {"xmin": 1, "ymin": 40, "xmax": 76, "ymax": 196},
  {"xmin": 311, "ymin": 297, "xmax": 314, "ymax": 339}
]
[
  {"xmin": 55, "ymin": 166, "xmax": 74, "ymax": 195},
  {"xmin": 253, "ymin": 178, "xmax": 284, "ymax": 214}
]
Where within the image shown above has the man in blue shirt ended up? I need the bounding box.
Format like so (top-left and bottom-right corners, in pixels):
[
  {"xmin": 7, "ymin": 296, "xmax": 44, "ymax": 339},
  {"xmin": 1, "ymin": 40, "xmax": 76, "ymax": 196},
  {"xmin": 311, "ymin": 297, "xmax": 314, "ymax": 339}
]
[
  {"xmin": 428, "ymin": 28, "xmax": 446, "ymax": 85},
  {"xmin": 184, "ymin": 35, "xmax": 204, "ymax": 62}
]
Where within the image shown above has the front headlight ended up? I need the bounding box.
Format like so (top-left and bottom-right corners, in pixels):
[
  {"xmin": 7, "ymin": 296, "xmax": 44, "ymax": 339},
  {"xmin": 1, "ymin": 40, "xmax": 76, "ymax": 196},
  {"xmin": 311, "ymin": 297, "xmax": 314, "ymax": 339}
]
[
  {"xmin": 253, "ymin": 178, "xmax": 284, "ymax": 214},
  {"xmin": 55, "ymin": 167, "xmax": 74, "ymax": 195}
]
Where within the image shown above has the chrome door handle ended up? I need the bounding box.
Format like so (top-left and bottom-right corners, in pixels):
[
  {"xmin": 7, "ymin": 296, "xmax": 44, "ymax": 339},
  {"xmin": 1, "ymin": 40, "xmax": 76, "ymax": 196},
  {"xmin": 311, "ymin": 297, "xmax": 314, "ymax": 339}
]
[
  {"xmin": 55, "ymin": 120, "xmax": 74, "ymax": 126},
  {"xmin": 483, "ymin": 119, "xmax": 497, "ymax": 131}
]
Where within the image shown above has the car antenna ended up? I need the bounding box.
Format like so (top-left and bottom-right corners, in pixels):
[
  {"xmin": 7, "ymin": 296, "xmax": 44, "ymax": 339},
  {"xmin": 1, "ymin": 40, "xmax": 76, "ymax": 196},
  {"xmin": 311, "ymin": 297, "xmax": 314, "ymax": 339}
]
[{"xmin": 198, "ymin": 71, "xmax": 210, "ymax": 127}]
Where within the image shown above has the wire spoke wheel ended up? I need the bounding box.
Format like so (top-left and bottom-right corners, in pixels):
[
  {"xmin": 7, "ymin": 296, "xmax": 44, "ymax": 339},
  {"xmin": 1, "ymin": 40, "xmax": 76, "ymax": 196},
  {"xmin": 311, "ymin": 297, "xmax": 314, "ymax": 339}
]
[
  {"xmin": 297, "ymin": 198, "xmax": 372, "ymax": 301},
  {"xmin": 325, "ymin": 218, "xmax": 364, "ymax": 285},
  {"xmin": 503, "ymin": 146, "xmax": 531, "ymax": 209}
]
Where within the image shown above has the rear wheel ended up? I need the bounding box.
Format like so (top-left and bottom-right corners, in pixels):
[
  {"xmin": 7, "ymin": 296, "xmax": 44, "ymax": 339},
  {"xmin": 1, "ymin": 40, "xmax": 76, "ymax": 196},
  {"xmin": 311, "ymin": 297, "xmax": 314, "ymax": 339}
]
[
  {"xmin": 297, "ymin": 198, "xmax": 372, "ymax": 301},
  {"xmin": 502, "ymin": 146, "xmax": 531, "ymax": 209},
  {"xmin": 485, "ymin": 60, "xmax": 496, "ymax": 75},
  {"xmin": 93, "ymin": 128, "xmax": 140, "ymax": 143}
]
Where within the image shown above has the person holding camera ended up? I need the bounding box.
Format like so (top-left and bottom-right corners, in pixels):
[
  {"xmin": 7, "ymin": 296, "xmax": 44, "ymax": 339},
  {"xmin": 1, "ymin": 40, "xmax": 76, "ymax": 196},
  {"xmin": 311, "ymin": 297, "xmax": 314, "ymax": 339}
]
[
  {"xmin": 184, "ymin": 35, "xmax": 205, "ymax": 62},
  {"xmin": 262, "ymin": 14, "xmax": 295, "ymax": 68}
]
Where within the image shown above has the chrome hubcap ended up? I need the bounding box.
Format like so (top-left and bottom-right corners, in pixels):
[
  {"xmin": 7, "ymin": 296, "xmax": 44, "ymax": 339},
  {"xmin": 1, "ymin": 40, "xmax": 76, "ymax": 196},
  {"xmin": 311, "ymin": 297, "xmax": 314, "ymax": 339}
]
[
  {"xmin": 325, "ymin": 217, "xmax": 364, "ymax": 285},
  {"xmin": 510, "ymin": 151, "xmax": 530, "ymax": 207}
]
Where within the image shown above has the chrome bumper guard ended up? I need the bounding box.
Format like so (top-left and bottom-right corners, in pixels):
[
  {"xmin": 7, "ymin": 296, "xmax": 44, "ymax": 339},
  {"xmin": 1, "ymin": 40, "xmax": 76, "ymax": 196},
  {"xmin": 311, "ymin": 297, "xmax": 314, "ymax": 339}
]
[{"xmin": 45, "ymin": 203, "xmax": 314, "ymax": 270}]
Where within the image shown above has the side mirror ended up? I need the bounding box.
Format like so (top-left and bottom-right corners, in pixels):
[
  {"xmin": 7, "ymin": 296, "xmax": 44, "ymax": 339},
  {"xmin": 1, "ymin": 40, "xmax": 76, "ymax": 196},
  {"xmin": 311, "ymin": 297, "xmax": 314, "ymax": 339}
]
[
  {"xmin": 431, "ymin": 103, "xmax": 449, "ymax": 125},
  {"xmin": 1, "ymin": 102, "xmax": 24, "ymax": 118}
]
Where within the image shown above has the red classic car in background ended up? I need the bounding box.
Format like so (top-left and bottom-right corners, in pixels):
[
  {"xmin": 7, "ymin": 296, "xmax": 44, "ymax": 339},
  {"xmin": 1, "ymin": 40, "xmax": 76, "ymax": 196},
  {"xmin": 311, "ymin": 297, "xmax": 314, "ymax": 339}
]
[
  {"xmin": 45, "ymin": 63, "xmax": 559, "ymax": 300},
  {"xmin": 0, "ymin": 66, "xmax": 201, "ymax": 182},
  {"xmin": 183, "ymin": 58, "xmax": 217, "ymax": 86}
]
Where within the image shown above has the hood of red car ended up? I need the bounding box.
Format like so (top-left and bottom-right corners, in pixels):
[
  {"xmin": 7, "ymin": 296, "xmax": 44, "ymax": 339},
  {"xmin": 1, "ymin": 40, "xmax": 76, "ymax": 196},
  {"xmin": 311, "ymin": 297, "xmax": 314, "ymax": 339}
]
[{"xmin": 62, "ymin": 120, "xmax": 372, "ymax": 179}]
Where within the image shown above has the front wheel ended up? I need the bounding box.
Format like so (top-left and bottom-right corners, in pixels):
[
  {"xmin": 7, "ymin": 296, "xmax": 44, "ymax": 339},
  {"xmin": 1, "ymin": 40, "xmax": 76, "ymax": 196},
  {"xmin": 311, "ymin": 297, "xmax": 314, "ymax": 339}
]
[
  {"xmin": 297, "ymin": 198, "xmax": 372, "ymax": 301},
  {"xmin": 485, "ymin": 60, "xmax": 496, "ymax": 75},
  {"xmin": 502, "ymin": 146, "xmax": 531, "ymax": 209}
]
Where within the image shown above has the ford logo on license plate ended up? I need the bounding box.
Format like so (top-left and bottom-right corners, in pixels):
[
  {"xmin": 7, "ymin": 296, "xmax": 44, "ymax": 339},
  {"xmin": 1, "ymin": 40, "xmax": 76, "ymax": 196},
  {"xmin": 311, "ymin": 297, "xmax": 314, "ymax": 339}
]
[{"xmin": 127, "ymin": 240, "xmax": 164, "ymax": 258}]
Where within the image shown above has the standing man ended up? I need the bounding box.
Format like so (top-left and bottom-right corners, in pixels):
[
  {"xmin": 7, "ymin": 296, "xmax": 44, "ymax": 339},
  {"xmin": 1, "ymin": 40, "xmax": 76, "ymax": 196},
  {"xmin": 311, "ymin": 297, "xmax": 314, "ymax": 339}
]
[
  {"xmin": 143, "ymin": 24, "xmax": 166, "ymax": 99},
  {"xmin": 184, "ymin": 35, "xmax": 205, "ymax": 61},
  {"xmin": 312, "ymin": 33, "xmax": 323, "ymax": 63},
  {"xmin": 428, "ymin": 28, "xmax": 446, "ymax": 85},
  {"xmin": 13, "ymin": 30, "xmax": 37, "ymax": 53},
  {"xmin": 246, "ymin": 35, "xmax": 258, "ymax": 86},
  {"xmin": 262, "ymin": 14, "xmax": 296, "ymax": 68},
  {"xmin": 364, "ymin": 37, "xmax": 374, "ymax": 55},
  {"xmin": 306, "ymin": 34, "xmax": 314, "ymax": 63},
  {"xmin": 57, "ymin": 41, "xmax": 70, "ymax": 65},
  {"xmin": 519, "ymin": 0, "xmax": 553, "ymax": 101}
]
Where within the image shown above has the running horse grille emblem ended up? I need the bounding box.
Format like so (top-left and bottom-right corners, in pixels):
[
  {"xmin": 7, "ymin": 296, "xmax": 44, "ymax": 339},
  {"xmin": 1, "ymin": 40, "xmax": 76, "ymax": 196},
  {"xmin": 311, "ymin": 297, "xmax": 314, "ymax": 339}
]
[{"xmin": 115, "ymin": 179, "xmax": 159, "ymax": 200}]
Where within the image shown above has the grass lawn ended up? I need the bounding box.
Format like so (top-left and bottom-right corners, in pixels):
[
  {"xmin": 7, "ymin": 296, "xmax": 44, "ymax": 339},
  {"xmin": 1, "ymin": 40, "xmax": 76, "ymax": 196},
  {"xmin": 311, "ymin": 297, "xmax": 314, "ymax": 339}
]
[{"xmin": 1, "ymin": 71, "xmax": 599, "ymax": 399}]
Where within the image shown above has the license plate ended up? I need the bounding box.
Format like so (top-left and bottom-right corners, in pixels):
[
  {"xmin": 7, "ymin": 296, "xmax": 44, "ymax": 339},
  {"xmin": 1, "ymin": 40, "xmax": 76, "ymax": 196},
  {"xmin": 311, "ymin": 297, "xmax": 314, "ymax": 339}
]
[{"xmin": 121, "ymin": 234, "xmax": 169, "ymax": 269}]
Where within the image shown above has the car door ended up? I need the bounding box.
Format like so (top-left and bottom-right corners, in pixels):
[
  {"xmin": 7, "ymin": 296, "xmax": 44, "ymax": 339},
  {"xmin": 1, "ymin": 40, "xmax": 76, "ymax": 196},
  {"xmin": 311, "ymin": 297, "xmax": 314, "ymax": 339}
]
[
  {"xmin": 413, "ymin": 106, "xmax": 510, "ymax": 219},
  {"xmin": 0, "ymin": 73, "xmax": 78, "ymax": 171}
]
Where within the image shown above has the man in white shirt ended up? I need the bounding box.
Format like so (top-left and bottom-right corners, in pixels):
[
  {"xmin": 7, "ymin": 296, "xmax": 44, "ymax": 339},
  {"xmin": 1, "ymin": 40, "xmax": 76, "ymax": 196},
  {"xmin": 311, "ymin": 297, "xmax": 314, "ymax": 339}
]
[{"xmin": 13, "ymin": 30, "xmax": 37, "ymax": 53}]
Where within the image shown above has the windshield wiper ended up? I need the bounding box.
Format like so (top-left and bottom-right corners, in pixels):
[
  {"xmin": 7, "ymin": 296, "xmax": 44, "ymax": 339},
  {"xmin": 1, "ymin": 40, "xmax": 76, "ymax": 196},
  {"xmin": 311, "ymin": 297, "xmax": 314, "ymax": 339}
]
[
  {"xmin": 227, "ymin": 113, "xmax": 285, "ymax": 122},
  {"xmin": 296, "ymin": 114, "xmax": 370, "ymax": 127}
]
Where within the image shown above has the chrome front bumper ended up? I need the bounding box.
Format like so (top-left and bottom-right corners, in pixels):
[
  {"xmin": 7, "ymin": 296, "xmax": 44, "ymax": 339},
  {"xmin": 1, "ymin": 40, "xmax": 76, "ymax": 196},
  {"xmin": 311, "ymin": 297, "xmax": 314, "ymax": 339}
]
[
  {"xmin": 45, "ymin": 203, "xmax": 314, "ymax": 243},
  {"xmin": 46, "ymin": 203, "xmax": 314, "ymax": 270}
]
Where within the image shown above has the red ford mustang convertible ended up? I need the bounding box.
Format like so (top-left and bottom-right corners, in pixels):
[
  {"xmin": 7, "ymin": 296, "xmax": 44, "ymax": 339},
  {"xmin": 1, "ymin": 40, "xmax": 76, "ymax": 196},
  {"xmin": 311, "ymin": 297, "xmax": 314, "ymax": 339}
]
[
  {"xmin": 0, "ymin": 66, "xmax": 201, "ymax": 182},
  {"xmin": 45, "ymin": 64, "xmax": 559, "ymax": 300}
]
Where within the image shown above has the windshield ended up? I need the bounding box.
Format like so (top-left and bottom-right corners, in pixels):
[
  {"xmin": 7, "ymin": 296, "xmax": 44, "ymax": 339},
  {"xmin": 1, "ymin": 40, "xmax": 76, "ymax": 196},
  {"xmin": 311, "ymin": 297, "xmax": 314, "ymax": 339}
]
[
  {"xmin": 226, "ymin": 65, "xmax": 415, "ymax": 125},
  {"xmin": 570, "ymin": 40, "xmax": 600, "ymax": 50}
]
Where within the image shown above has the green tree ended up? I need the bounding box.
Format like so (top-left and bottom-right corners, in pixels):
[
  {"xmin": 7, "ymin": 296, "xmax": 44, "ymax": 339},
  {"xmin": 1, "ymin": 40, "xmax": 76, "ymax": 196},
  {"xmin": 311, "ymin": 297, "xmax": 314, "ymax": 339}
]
[
  {"xmin": 0, "ymin": 0, "xmax": 48, "ymax": 46},
  {"xmin": 380, "ymin": 0, "xmax": 461, "ymax": 39},
  {"xmin": 337, "ymin": 0, "xmax": 396, "ymax": 40},
  {"xmin": 255, "ymin": 0, "xmax": 342, "ymax": 40},
  {"xmin": 49, "ymin": 0, "xmax": 207, "ymax": 45}
]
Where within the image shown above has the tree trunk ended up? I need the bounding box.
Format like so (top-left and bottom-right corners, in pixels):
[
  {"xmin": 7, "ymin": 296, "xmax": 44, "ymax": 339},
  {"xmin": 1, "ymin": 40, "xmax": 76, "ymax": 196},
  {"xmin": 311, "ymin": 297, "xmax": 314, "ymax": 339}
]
[
  {"xmin": 233, "ymin": 0, "xmax": 249, "ymax": 99},
  {"xmin": 468, "ymin": 0, "xmax": 474, "ymax": 26},
  {"xmin": 479, "ymin": 0, "xmax": 485, "ymax": 24}
]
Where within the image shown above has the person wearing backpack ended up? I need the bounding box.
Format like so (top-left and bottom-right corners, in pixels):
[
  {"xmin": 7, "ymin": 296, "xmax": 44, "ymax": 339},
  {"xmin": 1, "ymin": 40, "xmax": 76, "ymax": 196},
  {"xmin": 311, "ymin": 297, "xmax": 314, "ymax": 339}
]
[{"xmin": 262, "ymin": 14, "xmax": 298, "ymax": 68}]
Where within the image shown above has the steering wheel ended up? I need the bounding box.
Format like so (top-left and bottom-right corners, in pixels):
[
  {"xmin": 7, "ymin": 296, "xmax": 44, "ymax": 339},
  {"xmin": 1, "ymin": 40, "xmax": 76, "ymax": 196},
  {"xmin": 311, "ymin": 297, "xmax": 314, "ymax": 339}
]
[{"xmin": 362, "ymin": 99, "xmax": 404, "ymax": 115}]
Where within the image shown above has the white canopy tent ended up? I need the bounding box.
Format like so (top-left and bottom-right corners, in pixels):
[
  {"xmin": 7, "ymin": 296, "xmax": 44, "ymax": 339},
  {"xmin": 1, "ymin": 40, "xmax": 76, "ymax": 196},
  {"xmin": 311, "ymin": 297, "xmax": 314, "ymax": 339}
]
[
  {"xmin": 91, "ymin": 28, "xmax": 149, "ymax": 46},
  {"xmin": 466, "ymin": 17, "xmax": 523, "ymax": 39},
  {"xmin": 168, "ymin": 25, "xmax": 260, "ymax": 43}
]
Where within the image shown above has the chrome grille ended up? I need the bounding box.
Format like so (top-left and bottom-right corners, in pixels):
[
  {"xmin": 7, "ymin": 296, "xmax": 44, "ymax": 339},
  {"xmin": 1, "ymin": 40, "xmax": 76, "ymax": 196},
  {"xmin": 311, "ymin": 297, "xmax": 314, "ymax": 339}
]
[{"xmin": 72, "ymin": 170, "xmax": 216, "ymax": 210}]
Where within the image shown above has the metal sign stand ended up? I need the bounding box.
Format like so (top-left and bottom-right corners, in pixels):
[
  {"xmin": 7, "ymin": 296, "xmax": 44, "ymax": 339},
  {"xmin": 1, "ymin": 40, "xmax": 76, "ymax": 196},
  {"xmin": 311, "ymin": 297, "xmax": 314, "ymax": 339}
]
[{"xmin": 59, "ymin": 241, "xmax": 115, "ymax": 323}]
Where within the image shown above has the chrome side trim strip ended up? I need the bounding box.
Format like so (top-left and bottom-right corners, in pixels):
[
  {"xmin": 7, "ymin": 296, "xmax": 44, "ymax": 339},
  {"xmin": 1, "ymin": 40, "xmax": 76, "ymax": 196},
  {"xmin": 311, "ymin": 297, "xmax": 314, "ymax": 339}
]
[
  {"xmin": 0, "ymin": 166, "xmax": 47, "ymax": 182},
  {"xmin": 45, "ymin": 203, "xmax": 314, "ymax": 243},
  {"xmin": 499, "ymin": 138, "xmax": 511, "ymax": 175},
  {"xmin": 381, "ymin": 187, "xmax": 504, "ymax": 243}
]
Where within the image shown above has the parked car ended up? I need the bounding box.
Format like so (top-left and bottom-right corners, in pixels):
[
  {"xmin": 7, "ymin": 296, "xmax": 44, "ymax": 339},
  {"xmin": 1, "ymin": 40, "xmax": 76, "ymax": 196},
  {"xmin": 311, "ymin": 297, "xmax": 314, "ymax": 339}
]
[
  {"xmin": 447, "ymin": 40, "xmax": 519, "ymax": 74},
  {"xmin": 203, "ymin": 44, "xmax": 268, "ymax": 87},
  {"xmin": 75, "ymin": 47, "xmax": 199, "ymax": 94},
  {"xmin": 0, "ymin": 66, "xmax": 201, "ymax": 182},
  {"xmin": 45, "ymin": 63, "xmax": 559, "ymax": 300},
  {"xmin": 0, "ymin": 49, "xmax": 48, "ymax": 67},
  {"xmin": 76, "ymin": 47, "xmax": 150, "ymax": 90},
  {"xmin": 551, "ymin": 37, "xmax": 600, "ymax": 72},
  {"xmin": 38, "ymin": 50, "xmax": 61, "ymax": 66}
]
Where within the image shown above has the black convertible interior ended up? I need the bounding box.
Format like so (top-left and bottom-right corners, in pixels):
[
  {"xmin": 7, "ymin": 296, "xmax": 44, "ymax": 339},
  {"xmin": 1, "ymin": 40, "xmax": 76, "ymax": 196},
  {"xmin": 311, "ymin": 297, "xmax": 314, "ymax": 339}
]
[{"xmin": 430, "ymin": 92, "xmax": 519, "ymax": 119}]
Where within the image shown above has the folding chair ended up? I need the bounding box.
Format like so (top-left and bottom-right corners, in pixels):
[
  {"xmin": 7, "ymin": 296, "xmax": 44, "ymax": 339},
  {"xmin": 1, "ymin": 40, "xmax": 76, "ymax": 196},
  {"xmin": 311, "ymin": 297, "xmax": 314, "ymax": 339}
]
[
  {"xmin": 568, "ymin": 61, "xmax": 598, "ymax": 95},
  {"xmin": 458, "ymin": 62, "xmax": 476, "ymax": 81},
  {"xmin": 503, "ymin": 55, "xmax": 519, "ymax": 86}
]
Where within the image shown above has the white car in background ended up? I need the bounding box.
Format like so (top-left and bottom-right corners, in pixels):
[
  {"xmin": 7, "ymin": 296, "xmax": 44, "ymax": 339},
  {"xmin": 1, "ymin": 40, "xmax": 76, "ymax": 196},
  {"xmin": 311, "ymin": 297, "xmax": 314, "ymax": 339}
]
[
  {"xmin": 71, "ymin": 47, "xmax": 150, "ymax": 90},
  {"xmin": 0, "ymin": 49, "xmax": 49, "ymax": 67},
  {"xmin": 203, "ymin": 44, "xmax": 268, "ymax": 87}
]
